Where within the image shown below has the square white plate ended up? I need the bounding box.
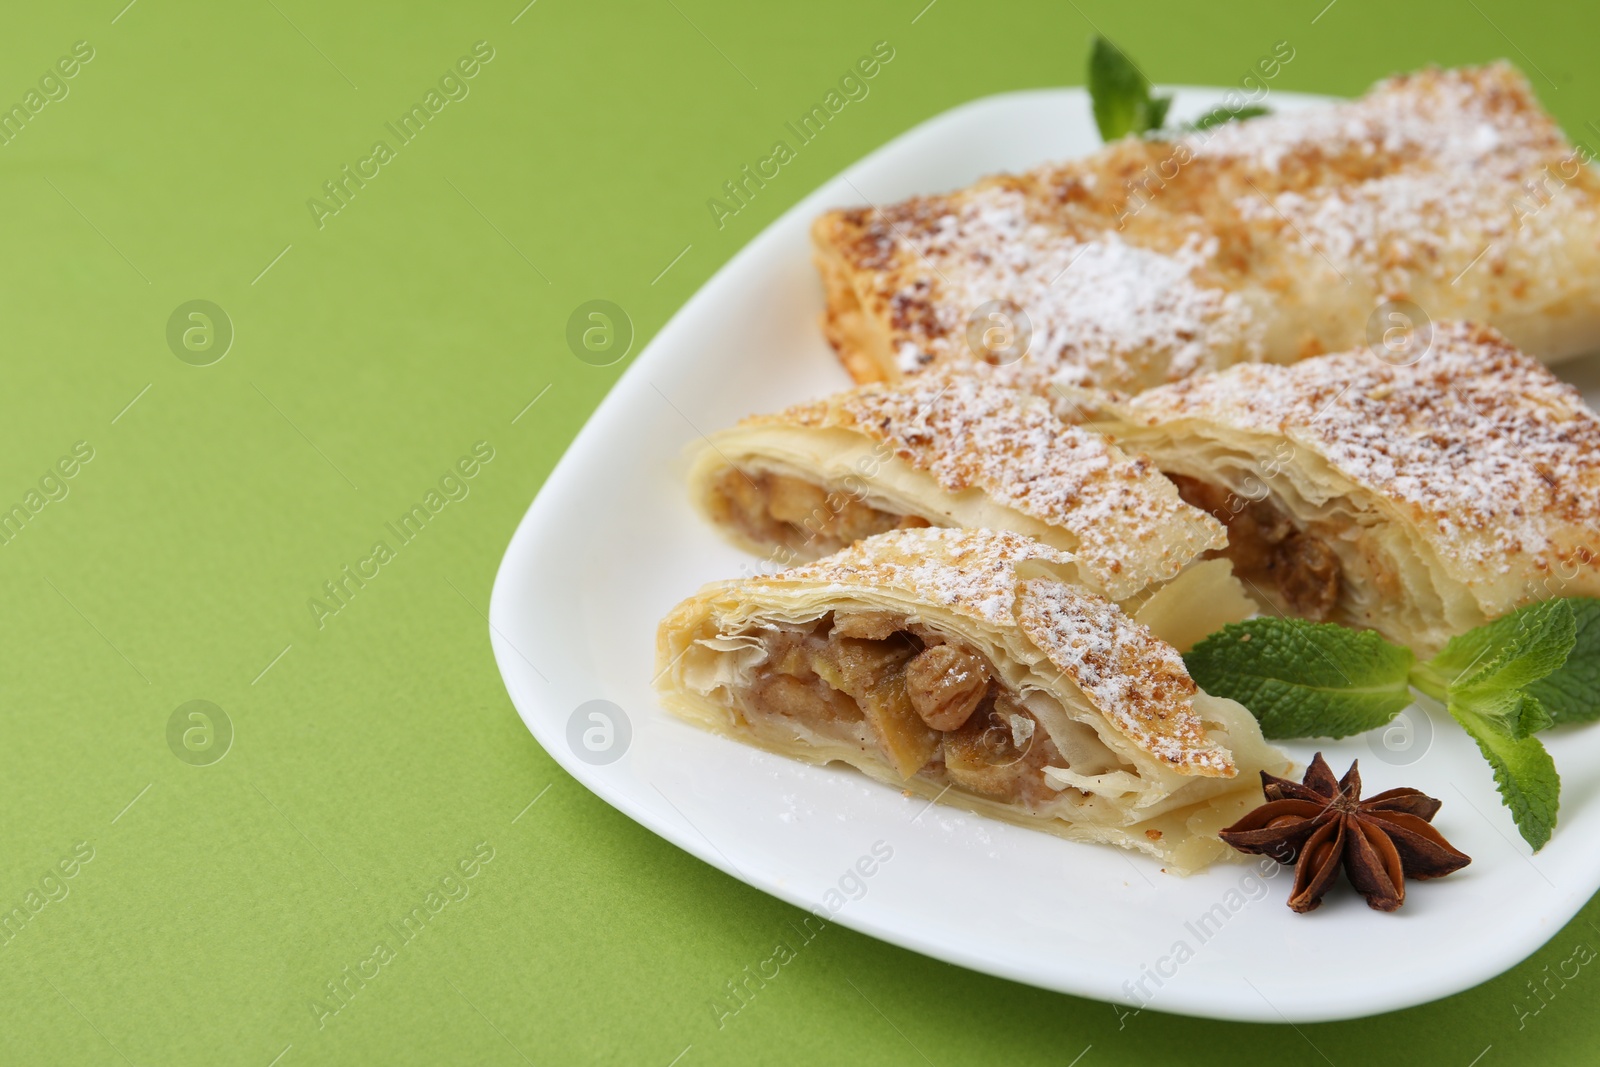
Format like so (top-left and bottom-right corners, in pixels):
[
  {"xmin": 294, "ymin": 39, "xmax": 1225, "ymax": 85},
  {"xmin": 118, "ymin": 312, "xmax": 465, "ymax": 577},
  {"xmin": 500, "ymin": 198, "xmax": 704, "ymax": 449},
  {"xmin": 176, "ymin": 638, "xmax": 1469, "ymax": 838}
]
[{"xmin": 489, "ymin": 87, "xmax": 1600, "ymax": 1022}]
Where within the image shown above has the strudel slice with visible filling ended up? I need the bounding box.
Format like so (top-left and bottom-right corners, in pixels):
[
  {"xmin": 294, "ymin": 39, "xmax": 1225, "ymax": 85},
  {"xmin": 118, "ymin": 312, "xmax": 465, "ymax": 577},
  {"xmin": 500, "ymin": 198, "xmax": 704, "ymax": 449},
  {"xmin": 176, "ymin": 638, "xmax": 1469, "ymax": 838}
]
[
  {"xmin": 656, "ymin": 527, "xmax": 1289, "ymax": 872},
  {"xmin": 814, "ymin": 63, "xmax": 1600, "ymax": 396},
  {"xmin": 689, "ymin": 373, "xmax": 1223, "ymax": 601},
  {"xmin": 1099, "ymin": 323, "xmax": 1600, "ymax": 654}
]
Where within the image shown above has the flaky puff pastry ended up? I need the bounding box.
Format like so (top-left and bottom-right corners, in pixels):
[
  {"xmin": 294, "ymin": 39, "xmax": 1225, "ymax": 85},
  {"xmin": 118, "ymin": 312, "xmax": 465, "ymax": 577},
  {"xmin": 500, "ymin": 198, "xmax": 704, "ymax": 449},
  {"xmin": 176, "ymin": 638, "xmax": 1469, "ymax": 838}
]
[
  {"xmin": 688, "ymin": 373, "xmax": 1224, "ymax": 602},
  {"xmin": 1100, "ymin": 323, "xmax": 1600, "ymax": 655},
  {"xmin": 656, "ymin": 527, "xmax": 1288, "ymax": 872},
  {"xmin": 814, "ymin": 63, "xmax": 1600, "ymax": 397}
]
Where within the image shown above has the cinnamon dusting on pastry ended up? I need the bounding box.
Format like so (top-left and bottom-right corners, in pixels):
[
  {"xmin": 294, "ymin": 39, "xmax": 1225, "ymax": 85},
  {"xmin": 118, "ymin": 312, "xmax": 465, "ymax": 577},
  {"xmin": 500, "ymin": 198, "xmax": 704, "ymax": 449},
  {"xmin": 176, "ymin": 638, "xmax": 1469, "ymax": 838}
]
[
  {"xmin": 745, "ymin": 374, "xmax": 1224, "ymax": 597},
  {"xmin": 1017, "ymin": 577, "xmax": 1232, "ymax": 776},
  {"xmin": 1125, "ymin": 322, "xmax": 1600, "ymax": 580},
  {"xmin": 767, "ymin": 527, "xmax": 1067, "ymax": 626},
  {"xmin": 822, "ymin": 187, "xmax": 1256, "ymax": 392},
  {"xmin": 814, "ymin": 63, "xmax": 1600, "ymax": 394},
  {"xmin": 1196, "ymin": 64, "xmax": 1586, "ymax": 294}
]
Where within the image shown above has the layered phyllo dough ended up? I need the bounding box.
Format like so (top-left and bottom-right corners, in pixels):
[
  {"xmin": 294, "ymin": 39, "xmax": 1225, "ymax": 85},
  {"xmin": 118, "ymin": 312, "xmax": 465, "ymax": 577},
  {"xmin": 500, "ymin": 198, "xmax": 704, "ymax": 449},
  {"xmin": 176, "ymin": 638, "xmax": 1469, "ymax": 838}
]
[
  {"xmin": 813, "ymin": 64, "xmax": 1600, "ymax": 397},
  {"xmin": 1099, "ymin": 323, "xmax": 1600, "ymax": 654},
  {"xmin": 656, "ymin": 527, "xmax": 1289, "ymax": 872},
  {"xmin": 689, "ymin": 373, "xmax": 1224, "ymax": 601}
]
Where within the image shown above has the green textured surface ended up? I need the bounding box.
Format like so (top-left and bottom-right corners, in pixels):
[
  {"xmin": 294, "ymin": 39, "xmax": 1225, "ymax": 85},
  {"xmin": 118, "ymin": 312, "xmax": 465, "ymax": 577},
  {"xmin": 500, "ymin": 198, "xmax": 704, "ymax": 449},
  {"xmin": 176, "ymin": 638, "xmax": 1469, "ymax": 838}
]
[{"xmin": 5, "ymin": 0, "xmax": 1599, "ymax": 1063}]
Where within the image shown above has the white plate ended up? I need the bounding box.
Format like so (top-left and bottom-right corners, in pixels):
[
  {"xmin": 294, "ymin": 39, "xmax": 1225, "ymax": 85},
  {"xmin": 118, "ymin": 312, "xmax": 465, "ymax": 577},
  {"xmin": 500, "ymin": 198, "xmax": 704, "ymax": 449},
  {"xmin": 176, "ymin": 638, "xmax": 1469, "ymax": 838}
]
[{"xmin": 489, "ymin": 87, "xmax": 1600, "ymax": 1022}]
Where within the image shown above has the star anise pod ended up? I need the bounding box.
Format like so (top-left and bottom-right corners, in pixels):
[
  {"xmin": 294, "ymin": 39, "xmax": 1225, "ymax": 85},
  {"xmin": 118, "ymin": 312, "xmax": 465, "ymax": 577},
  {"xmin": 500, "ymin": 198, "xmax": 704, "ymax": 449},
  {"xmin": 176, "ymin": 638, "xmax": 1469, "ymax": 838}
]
[{"xmin": 1219, "ymin": 753, "xmax": 1471, "ymax": 913}]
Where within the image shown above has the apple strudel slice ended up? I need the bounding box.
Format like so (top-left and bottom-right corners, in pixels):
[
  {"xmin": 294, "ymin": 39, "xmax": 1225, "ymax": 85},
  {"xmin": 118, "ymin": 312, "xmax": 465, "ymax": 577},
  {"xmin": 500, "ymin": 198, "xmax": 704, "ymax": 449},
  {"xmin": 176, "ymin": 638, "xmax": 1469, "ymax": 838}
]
[
  {"xmin": 689, "ymin": 373, "xmax": 1224, "ymax": 601},
  {"xmin": 1099, "ymin": 323, "xmax": 1600, "ymax": 655},
  {"xmin": 814, "ymin": 63, "xmax": 1600, "ymax": 396},
  {"xmin": 656, "ymin": 527, "xmax": 1289, "ymax": 872}
]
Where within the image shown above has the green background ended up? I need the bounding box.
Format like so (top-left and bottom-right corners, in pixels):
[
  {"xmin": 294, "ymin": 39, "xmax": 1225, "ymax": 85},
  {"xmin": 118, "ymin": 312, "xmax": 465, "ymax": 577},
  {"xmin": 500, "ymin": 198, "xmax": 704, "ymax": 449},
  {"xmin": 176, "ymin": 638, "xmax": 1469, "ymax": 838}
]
[{"xmin": 4, "ymin": 0, "xmax": 1596, "ymax": 1063}]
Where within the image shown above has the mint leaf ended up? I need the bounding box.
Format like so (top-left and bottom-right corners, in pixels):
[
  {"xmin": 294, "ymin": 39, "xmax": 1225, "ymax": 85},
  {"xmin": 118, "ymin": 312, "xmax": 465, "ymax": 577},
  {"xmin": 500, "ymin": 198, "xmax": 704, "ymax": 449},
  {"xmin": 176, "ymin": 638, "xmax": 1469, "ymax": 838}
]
[
  {"xmin": 1450, "ymin": 700, "xmax": 1560, "ymax": 850},
  {"xmin": 1454, "ymin": 599, "xmax": 1575, "ymax": 698},
  {"xmin": 1146, "ymin": 95, "xmax": 1173, "ymax": 131},
  {"xmin": 1186, "ymin": 599, "xmax": 1586, "ymax": 850},
  {"xmin": 1509, "ymin": 693, "xmax": 1556, "ymax": 739},
  {"xmin": 1187, "ymin": 104, "xmax": 1271, "ymax": 131},
  {"xmin": 1525, "ymin": 599, "xmax": 1600, "ymax": 724},
  {"xmin": 1088, "ymin": 36, "xmax": 1170, "ymax": 141},
  {"xmin": 1421, "ymin": 600, "xmax": 1575, "ymax": 846},
  {"xmin": 1424, "ymin": 599, "xmax": 1575, "ymax": 698},
  {"xmin": 1185, "ymin": 618, "xmax": 1414, "ymax": 739}
]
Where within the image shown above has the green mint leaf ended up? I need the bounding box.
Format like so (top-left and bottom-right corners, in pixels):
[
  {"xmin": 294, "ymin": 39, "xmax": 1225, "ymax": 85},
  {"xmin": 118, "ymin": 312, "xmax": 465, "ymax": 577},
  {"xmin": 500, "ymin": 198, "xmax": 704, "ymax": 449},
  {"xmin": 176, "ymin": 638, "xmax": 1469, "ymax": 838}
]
[
  {"xmin": 1187, "ymin": 104, "xmax": 1271, "ymax": 131},
  {"xmin": 1184, "ymin": 618, "xmax": 1414, "ymax": 739},
  {"xmin": 1449, "ymin": 700, "xmax": 1560, "ymax": 850},
  {"xmin": 1525, "ymin": 599, "xmax": 1600, "ymax": 725},
  {"xmin": 1423, "ymin": 609, "xmax": 1529, "ymax": 688},
  {"xmin": 1088, "ymin": 36, "xmax": 1164, "ymax": 141},
  {"xmin": 1460, "ymin": 688, "xmax": 1558, "ymax": 740},
  {"xmin": 1146, "ymin": 94, "xmax": 1173, "ymax": 131},
  {"xmin": 1456, "ymin": 599, "xmax": 1575, "ymax": 699},
  {"xmin": 1425, "ymin": 599, "xmax": 1576, "ymax": 700},
  {"xmin": 1510, "ymin": 693, "xmax": 1556, "ymax": 739}
]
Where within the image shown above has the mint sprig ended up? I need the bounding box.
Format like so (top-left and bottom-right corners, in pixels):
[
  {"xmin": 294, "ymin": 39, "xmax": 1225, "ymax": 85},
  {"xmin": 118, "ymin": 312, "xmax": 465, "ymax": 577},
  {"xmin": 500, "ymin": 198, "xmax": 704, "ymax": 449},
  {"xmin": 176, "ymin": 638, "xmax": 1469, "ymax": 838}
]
[
  {"xmin": 1187, "ymin": 599, "xmax": 1596, "ymax": 851},
  {"xmin": 1451, "ymin": 703, "xmax": 1561, "ymax": 851},
  {"xmin": 1417, "ymin": 598, "xmax": 1576, "ymax": 701},
  {"xmin": 1185, "ymin": 619, "xmax": 1414, "ymax": 740},
  {"xmin": 1526, "ymin": 599, "xmax": 1600, "ymax": 725},
  {"xmin": 1088, "ymin": 36, "xmax": 1170, "ymax": 141},
  {"xmin": 1087, "ymin": 35, "xmax": 1270, "ymax": 142}
]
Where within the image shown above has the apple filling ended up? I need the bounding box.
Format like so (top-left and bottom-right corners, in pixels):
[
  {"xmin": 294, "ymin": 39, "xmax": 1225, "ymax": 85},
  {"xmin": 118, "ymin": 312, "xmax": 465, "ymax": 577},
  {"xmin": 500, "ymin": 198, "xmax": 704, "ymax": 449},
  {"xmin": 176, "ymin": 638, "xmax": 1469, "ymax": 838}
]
[
  {"xmin": 735, "ymin": 612, "xmax": 1075, "ymax": 810},
  {"xmin": 1166, "ymin": 474, "xmax": 1341, "ymax": 619},
  {"xmin": 709, "ymin": 466, "xmax": 929, "ymax": 555}
]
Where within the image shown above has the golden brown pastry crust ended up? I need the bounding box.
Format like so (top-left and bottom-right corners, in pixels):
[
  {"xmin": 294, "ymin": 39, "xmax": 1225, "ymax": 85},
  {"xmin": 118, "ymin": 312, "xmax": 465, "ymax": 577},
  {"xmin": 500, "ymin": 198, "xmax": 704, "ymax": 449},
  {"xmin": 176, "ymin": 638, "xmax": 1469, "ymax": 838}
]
[
  {"xmin": 765, "ymin": 529, "xmax": 1228, "ymax": 771},
  {"xmin": 656, "ymin": 528, "xmax": 1291, "ymax": 870},
  {"xmin": 1104, "ymin": 322, "xmax": 1600, "ymax": 652},
  {"xmin": 814, "ymin": 64, "xmax": 1600, "ymax": 396},
  {"xmin": 690, "ymin": 373, "xmax": 1224, "ymax": 600}
]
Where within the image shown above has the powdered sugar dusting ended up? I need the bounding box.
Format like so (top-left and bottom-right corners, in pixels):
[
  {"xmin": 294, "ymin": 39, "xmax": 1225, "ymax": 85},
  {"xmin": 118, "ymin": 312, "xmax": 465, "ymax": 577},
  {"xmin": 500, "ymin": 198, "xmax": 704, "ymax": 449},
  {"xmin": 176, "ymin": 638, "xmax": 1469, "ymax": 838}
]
[
  {"xmin": 1191, "ymin": 67, "xmax": 1539, "ymax": 175},
  {"xmin": 756, "ymin": 373, "xmax": 1224, "ymax": 598},
  {"xmin": 1124, "ymin": 323, "xmax": 1600, "ymax": 579},
  {"xmin": 1198, "ymin": 64, "xmax": 1581, "ymax": 294},
  {"xmin": 880, "ymin": 186, "xmax": 1258, "ymax": 392},
  {"xmin": 1017, "ymin": 578, "xmax": 1233, "ymax": 776},
  {"xmin": 816, "ymin": 63, "xmax": 1600, "ymax": 393},
  {"xmin": 768, "ymin": 527, "xmax": 1064, "ymax": 625}
]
